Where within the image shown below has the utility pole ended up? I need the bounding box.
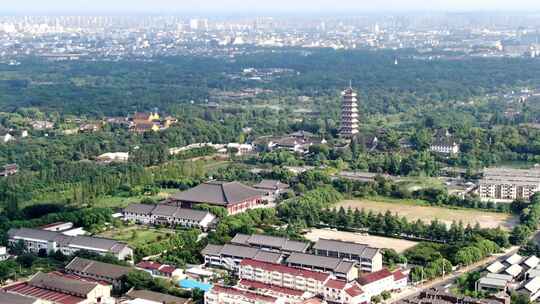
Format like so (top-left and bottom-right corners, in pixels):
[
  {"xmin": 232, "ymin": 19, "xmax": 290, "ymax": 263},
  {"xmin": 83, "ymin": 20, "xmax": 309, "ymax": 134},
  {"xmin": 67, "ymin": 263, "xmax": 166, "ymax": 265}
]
[{"xmin": 442, "ymin": 261, "xmax": 445, "ymax": 279}]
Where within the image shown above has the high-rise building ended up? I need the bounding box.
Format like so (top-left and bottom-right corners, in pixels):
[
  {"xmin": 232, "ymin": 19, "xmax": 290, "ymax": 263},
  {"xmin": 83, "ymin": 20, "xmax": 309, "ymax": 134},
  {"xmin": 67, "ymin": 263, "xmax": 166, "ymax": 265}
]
[{"xmin": 339, "ymin": 86, "xmax": 360, "ymax": 138}]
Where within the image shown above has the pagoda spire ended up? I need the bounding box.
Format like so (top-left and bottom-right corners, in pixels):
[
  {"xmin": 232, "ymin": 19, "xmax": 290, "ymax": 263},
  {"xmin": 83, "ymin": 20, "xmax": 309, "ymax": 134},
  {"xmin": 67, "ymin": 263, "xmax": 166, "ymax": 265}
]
[{"xmin": 339, "ymin": 85, "xmax": 360, "ymax": 138}]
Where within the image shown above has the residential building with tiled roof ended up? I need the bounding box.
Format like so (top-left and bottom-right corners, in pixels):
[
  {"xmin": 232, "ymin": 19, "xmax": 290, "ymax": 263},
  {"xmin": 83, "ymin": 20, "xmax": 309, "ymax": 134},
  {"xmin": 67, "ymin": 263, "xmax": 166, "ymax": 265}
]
[
  {"xmin": 7, "ymin": 228, "xmax": 133, "ymax": 261},
  {"xmin": 135, "ymin": 261, "xmax": 182, "ymax": 279},
  {"xmin": 285, "ymin": 252, "xmax": 358, "ymax": 281},
  {"xmin": 230, "ymin": 233, "xmax": 310, "ymax": 254},
  {"xmin": 429, "ymin": 129, "xmax": 460, "ymax": 155},
  {"xmin": 0, "ymin": 292, "xmax": 41, "ymax": 304},
  {"xmin": 3, "ymin": 272, "xmax": 111, "ymax": 304},
  {"xmin": 125, "ymin": 289, "xmax": 192, "ymax": 304},
  {"xmin": 237, "ymin": 259, "xmax": 368, "ymax": 304},
  {"xmin": 253, "ymin": 179, "xmax": 290, "ymax": 201},
  {"xmin": 202, "ymin": 243, "xmax": 283, "ymax": 270},
  {"xmin": 65, "ymin": 257, "xmax": 131, "ymax": 288},
  {"xmin": 357, "ymin": 268, "xmax": 407, "ymax": 298},
  {"xmin": 312, "ymin": 238, "xmax": 383, "ymax": 273},
  {"xmin": 205, "ymin": 285, "xmax": 280, "ymax": 304},
  {"xmin": 479, "ymin": 168, "xmax": 540, "ymax": 202},
  {"xmin": 238, "ymin": 279, "xmax": 308, "ymax": 301},
  {"xmin": 122, "ymin": 203, "xmax": 216, "ymax": 230}
]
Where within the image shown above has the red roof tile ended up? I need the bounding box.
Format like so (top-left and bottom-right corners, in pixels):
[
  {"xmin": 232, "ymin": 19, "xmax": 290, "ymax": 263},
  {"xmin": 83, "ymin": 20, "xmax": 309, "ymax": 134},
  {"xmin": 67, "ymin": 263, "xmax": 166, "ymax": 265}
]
[
  {"xmin": 324, "ymin": 279, "xmax": 347, "ymax": 289},
  {"xmin": 240, "ymin": 258, "xmax": 330, "ymax": 282},
  {"xmin": 212, "ymin": 285, "xmax": 277, "ymax": 303},
  {"xmin": 159, "ymin": 265, "xmax": 177, "ymax": 274},
  {"xmin": 393, "ymin": 270, "xmax": 407, "ymax": 281},
  {"xmin": 4, "ymin": 282, "xmax": 85, "ymax": 304},
  {"xmin": 50, "ymin": 271, "xmax": 110, "ymax": 286},
  {"xmin": 136, "ymin": 261, "xmax": 162, "ymax": 270},
  {"xmin": 238, "ymin": 279, "xmax": 305, "ymax": 297},
  {"xmin": 357, "ymin": 268, "xmax": 393, "ymax": 286},
  {"xmin": 345, "ymin": 284, "xmax": 364, "ymax": 297},
  {"xmin": 301, "ymin": 298, "xmax": 325, "ymax": 304}
]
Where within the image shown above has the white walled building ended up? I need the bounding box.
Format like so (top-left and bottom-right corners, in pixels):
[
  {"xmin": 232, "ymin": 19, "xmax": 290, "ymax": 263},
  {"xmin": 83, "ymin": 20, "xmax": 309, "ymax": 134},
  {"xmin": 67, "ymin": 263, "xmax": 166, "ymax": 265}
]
[
  {"xmin": 479, "ymin": 168, "xmax": 540, "ymax": 202},
  {"xmin": 237, "ymin": 259, "xmax": 371, "ymax": 304},
  {"xmin": 357, "ymin": 268, "xmax": 408, "ymax": 298},
  {"xmin": 8, "ymin": 228, "xmax": 133, "ymax": 261},
  {"xmin": 205, "ymin": 285, "xmax": 285, "ymax": 304},
  {"xmin": 312, "ymin": 238, "xmax": 383, "ymax": 273},
  {"xmin": 122, "ymin": 203, "xmax": 215, "ymax": 230},
  {"xmin": 0, "ymin": 246, "xmax": 8, "ymax": 261}
]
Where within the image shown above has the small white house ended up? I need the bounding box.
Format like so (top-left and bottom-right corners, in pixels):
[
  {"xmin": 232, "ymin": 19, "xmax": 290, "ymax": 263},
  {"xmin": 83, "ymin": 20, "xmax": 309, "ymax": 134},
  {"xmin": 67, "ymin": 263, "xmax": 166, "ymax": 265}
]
[
  {"xmin": 0, "ymin": 246, "xmax": 8, "ymax": 261},
  {"xmin": 0, "ymin": 133, "xmax": 14, "ymax": 143}
]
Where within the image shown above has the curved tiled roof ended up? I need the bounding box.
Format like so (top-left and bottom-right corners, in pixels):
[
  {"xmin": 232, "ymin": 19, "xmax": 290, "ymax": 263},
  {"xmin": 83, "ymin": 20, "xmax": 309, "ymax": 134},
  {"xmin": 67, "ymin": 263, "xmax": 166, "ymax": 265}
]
[{"xmin": 171, "ymin": 181, "xmax": 264, "ymax": 206}]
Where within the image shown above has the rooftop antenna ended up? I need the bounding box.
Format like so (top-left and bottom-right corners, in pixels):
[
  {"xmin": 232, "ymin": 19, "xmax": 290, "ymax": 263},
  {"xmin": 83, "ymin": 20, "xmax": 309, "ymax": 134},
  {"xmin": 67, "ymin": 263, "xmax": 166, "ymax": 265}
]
[{"xmin": 349, "ymin": 80, "xmax": 352, "ymax": 89}]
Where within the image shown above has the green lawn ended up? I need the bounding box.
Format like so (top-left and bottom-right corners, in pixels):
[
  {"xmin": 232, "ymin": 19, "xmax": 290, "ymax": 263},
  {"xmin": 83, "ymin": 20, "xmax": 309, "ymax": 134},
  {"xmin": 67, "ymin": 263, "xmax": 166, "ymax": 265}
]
[
  {"xmin": 396, "ymin": 176, "xmax": 445, "ymax": 192},
  {"xmin": 98, "ymin": 225, "xmax": 176, "ymax": 247},
  {"xmin": 92, "ymin": 189, "xmax": 179, "ymax": 209},
  {"xmin": 202, "ymin": 159, "xmax": 231, "ymax": 172}
]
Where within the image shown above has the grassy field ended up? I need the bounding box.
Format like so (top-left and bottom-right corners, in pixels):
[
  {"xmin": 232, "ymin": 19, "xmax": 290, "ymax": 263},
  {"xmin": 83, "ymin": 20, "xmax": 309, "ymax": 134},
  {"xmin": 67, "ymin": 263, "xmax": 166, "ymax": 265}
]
[
  {"xmin": 92, "ymin": 189, "xmax": 178, "ymax": 209},
  {"xmin": 396, "ymin": 176, "xmax": 445, "ymax": 192},
  {"xmin": 97, "ymin": 225, "xmax": 176, "ymax": 247},
  {"xmin": 304, "ymin": 228, "xmax": 418, "ymax": 253},
  {"xmin": 338, "ymin": 198, "xmax": 518, "ymax": 230}
]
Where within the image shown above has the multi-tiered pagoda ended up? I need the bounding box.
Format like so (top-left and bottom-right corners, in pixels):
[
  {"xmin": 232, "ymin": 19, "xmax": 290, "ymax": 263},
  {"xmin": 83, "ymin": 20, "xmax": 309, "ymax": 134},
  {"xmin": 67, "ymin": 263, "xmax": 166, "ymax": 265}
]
[{"xmin": 339, "ymin": 86, "xmax": 360, "ymax": 138}]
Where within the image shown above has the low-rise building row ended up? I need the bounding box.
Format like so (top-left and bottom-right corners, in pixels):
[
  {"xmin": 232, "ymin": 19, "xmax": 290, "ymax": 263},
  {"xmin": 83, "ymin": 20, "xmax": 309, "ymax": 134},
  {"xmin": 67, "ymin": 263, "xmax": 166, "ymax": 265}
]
[
  {"xmin": 122, "ymin": 203, "xmax": 216, "ymax": 230},
  {"xmin": 8, "ymin": 228, "xmax": 133, "ymax": 261},
  {"xmin": 202, "ymin": 233, "xmax": 383, "ymax": 279},
  {"xmin": 3, "ymin": 272, "xmax": 112, "ymax": 304},
  {"xmin": 135, "ymin": 260, "xmax": 183, "ymax": 279},
  {"xmin": 478, "ymin": 168, "xmax": 540, "ymax": 202},
  {"xmin": 205, "ymin": 257, "xmax": 407, "ymax": 304},
  {"xmin": 477, "ymin": 254, "xmax": 540, "ymax": 302},
  {"xmin": 65, "ymin": 257, "xmax": 131, "ymax": 289}
]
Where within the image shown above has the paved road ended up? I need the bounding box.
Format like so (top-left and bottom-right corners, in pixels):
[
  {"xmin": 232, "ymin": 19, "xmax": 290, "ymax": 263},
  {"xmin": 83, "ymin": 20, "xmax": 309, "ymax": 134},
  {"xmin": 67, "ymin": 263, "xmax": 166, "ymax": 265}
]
[{"xmin": 389, "ymin": 246, "xmax": 519, "ymax": 303}]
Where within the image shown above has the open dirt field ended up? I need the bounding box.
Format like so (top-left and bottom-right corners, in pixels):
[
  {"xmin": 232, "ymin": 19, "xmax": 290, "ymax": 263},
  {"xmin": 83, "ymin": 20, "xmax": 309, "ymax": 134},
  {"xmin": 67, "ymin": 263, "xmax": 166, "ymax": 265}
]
[
  {"xmin": 304, "ymin": 228, "xmax": 418, "ymax": 253},
  {"xmin": 338, "ymin": 199, "xmax": 518, "ymax": 230}
]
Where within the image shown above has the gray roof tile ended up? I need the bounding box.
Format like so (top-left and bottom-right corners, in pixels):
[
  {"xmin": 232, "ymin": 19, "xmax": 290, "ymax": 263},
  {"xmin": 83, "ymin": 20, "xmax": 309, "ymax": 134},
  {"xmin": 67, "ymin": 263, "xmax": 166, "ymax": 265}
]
[
  {"xmin": 171, "ymin": 181, "xmax": 264, "ymax": 206},
  {"xmin": 220, "ymin": 244, "xmax": 259, "ymax": 258},
  {"xmin": 65, "ymin": 257, "xmax": 131, "ymax": 280},
  {"xmin": 124, "ymin": 203, "xmax": 212, "ymax": 222},
  {"xmin": 0, "ymin": 292, "xmax": 37, "ymax": 304},
  {"xmin": 123, "ymin": 203, "xmax": 155, "ymax": 214},
  {"xmin": 313, "ymin": 239, "xmax": 379, "ymax": 259},
  {"xmin": 286, "ymin": 252, "xmax": 355, "ymax": 274},
  {"xmin": 253, "ymin": 180, "xmax": 289, "ymax": 191},
  {"xmin": 29, "ymin": 272, "xmax": 98, "ymax": 297},
  {"xmin": 230, "ymin": 233, "xmax": 309, "ymax": 253},
  {"xmin": 126, "ymin": 289, "xmax": 191, "ymax": 304}
]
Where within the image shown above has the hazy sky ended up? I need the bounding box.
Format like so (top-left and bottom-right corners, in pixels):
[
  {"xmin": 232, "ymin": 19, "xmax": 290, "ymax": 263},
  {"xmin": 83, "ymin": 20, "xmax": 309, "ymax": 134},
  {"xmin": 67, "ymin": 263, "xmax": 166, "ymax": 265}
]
[{"xmin": 3, "ymin": 0, "xmax": 540, "ymax": 14}]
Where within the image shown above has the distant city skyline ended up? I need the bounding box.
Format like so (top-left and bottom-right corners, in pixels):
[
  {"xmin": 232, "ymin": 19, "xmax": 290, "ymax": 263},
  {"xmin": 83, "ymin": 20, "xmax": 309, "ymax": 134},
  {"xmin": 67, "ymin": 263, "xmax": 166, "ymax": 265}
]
[{"xmin": 3, "ymin": 0, "xmax": 540, "ymax": 14}]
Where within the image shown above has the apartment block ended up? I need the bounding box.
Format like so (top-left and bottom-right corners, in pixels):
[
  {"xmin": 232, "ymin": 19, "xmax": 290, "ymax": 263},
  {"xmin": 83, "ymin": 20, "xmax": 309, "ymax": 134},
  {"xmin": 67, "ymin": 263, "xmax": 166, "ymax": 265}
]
[
  {"xmin": 285, "ymin": 252, "xmax": 358, "ymax": 281},
  {"xmin": 479, "ymin": 168, "xmax": 540, "ymax": 202},
  {"xmin": 312, "ymin": 238, "xmax": 383, "ymax": 273},
  {"xmin": 237, "ymin": 258, "xmax": 368, "ymax": 304},
  {"xmin": 202, "ymin": 243, "xmax": 283, "ymax": 270}
]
